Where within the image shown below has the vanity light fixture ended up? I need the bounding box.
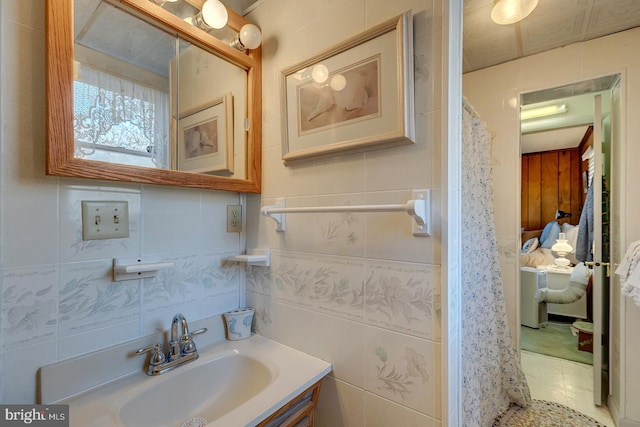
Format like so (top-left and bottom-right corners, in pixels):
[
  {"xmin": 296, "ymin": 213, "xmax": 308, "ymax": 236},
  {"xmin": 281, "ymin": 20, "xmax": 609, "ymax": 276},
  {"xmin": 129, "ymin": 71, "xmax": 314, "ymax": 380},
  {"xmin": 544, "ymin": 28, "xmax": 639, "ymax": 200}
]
[
  {"xmin": 230, "ymin": 23, "xmax": 263, "ymax": 50},
  {"xmin": 520, "ymin": 103, "xmax": 567, "ymax": 121},
  {"xmin": 491, "ymin": 0, "xmax": 539, "ymax": 25},
  {"xmin": 190, "ymin": 0, "xmax": 229, "ymax": 30},
  {"xmin": 552, "ymin": 233, "xmax": 573, "ymax": 268}
]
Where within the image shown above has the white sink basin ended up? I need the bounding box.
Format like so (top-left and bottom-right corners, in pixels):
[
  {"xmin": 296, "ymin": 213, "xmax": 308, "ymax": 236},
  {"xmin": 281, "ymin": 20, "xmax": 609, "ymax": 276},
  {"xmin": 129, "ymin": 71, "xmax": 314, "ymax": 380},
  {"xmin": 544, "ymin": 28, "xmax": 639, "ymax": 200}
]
[
  {"xmin": 64, "ymin": 336, "xmax": 331, "ymax": 427},
  {"xmin": 120, "ymin": 354, "xmax": 272, "ymax": 426}
]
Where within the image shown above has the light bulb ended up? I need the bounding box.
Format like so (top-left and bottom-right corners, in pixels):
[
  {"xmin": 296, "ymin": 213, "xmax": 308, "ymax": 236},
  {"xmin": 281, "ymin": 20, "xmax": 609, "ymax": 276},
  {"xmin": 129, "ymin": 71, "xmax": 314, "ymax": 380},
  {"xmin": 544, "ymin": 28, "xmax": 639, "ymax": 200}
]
[
  {"xmin": 491, "ymin": 0, "xmax": 538, "ymax": 25},
  {"xmin": 330, "ymin": 74, "xmax": 347, "ymax": 91},
  {"xmin": 238, "ymin": 24, "xmax": 262, "ymax": 49},
  {"xmin": 201, "ymin": 0, "xmax": 228, "ymax": 29},
  {"xmin": 311, "ymin": 64, "xmax": 329, "ymax": 84}
]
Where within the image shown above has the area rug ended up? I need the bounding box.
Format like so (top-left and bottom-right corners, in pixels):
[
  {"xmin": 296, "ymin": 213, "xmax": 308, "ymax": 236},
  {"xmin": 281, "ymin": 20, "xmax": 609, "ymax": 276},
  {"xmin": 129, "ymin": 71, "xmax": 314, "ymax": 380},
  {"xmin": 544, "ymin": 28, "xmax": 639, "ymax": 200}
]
[
  {"xmin": 493, "ymin": 400, "xmax": 605, "ymax": 426},
  {"xmin": 521, "ymin": 323, "xmax": 593, "ymax": 365}
]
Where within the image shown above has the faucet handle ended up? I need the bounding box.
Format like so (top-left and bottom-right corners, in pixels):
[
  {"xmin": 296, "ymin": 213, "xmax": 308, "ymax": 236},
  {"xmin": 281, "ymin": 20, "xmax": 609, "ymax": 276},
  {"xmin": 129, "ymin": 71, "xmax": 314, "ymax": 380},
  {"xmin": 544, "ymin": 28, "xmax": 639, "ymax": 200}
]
[
  {"xmin": 183, "ymin": 327, "xmax": 207, "ymax": 354},
  {"xmin": 191, "ymin": 327, "xmax": 208, "ymax": 337},
  {"xmin": 136, "ymin": 343, "xmax": 166, "ymax": 366}
]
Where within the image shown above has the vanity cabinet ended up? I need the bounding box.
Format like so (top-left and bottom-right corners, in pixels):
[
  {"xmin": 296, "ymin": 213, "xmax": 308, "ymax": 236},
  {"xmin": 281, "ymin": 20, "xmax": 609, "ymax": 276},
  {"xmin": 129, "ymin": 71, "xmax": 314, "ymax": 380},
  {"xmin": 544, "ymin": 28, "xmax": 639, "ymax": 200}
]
[{"xmin": 257, "ymin": 379, "xmax": 323, "ymax": 427}]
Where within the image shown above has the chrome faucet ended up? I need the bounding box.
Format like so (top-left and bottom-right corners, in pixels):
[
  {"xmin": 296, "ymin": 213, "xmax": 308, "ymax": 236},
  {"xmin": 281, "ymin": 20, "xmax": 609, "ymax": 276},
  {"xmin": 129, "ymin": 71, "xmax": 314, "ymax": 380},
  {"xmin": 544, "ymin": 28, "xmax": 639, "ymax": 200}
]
[{"xmin": 135, "ymin": 313, "xmax": 207, "ymax": 376}]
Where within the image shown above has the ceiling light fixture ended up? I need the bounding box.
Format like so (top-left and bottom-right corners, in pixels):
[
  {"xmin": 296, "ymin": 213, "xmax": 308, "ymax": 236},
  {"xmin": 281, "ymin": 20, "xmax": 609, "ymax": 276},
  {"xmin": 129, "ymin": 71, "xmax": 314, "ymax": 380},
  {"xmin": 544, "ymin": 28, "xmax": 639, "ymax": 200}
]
[
  {"xmin": 230, "ymin": 24, "xmax": 262, "ymax": 51},
  {"xmin": 190, "ymin": 0, "xmax": 228, "ymax": 30},
  {"xmin": 520, "ymin": 104, "xmax": 567, "ymax": 121},
  {"xmin": 491, "ymin": 0, "xmax": 539, "ymax": 25}
]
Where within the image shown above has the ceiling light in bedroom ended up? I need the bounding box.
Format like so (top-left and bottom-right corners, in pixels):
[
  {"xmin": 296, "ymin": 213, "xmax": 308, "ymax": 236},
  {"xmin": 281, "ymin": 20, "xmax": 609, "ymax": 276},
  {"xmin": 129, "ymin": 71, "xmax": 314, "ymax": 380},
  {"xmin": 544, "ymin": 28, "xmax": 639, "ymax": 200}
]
[
  {"xmin": 520, "ymin": 103, "xmax": 567, "ymax": 121},
  {"xmin": 491, "ymin": 0, "xmax": 539, "ymax": 25},
  {"xmin": 552, "ymin": 233, "xmax": 573, "ymax": 268}
]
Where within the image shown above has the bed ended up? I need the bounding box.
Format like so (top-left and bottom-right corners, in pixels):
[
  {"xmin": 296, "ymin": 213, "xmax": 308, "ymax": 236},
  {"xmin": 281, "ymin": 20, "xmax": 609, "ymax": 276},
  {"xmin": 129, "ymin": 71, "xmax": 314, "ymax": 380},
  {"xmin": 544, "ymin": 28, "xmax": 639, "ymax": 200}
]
[{"xmin": 520, "ymin": 221, "xmax": 588, "ymax": 320}]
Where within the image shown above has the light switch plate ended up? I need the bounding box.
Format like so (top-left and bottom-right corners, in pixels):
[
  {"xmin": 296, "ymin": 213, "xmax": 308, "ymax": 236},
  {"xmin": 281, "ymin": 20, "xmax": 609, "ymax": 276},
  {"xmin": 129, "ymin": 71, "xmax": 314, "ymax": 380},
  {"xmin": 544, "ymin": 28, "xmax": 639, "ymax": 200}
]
[{"xmin": 82, "ymin": 201, "xmax": 129, "ymax": 240}]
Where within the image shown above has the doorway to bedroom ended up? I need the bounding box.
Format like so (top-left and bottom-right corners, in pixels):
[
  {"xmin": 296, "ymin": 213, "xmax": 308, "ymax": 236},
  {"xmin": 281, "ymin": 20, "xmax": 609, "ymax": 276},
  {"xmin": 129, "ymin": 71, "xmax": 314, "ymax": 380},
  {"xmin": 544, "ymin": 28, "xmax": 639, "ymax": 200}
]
[{"xmin": 518, "ymin": 74, "xmax": 621, "ymax": 407}]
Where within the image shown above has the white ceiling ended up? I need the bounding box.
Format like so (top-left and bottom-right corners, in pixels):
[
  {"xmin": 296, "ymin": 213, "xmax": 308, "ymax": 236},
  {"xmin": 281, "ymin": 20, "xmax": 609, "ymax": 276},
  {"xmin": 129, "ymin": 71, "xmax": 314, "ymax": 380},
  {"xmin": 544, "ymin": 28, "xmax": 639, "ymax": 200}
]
[
  {"xmin": 463, "ymin": 0, "xmax": 639, "ymax": 153},
  {"xmin": 521, "ymin": 126, "xmax": 586, "ymax": 153},
  {"xmin": 463, "ymin": 0, "xmax": 640, "ymax": 74}
]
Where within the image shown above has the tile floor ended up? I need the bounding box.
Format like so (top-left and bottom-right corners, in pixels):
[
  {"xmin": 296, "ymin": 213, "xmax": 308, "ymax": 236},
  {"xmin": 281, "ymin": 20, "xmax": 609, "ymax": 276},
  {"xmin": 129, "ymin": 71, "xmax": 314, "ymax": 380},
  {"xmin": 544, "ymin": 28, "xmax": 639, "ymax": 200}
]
[{"xmin": 521, "ymin": 350, "xmax": 616, "ymax": 426}]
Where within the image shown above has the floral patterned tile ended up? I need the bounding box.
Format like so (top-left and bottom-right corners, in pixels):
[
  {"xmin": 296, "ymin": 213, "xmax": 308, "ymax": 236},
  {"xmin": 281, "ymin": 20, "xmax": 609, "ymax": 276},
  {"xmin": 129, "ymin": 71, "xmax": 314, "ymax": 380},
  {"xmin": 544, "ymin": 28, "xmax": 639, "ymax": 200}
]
[
  {"xmin": 143, "ymin": 251, "xmax": 240, "ymax": 314},
  {"xmin": 364, "ymin": 260, "xmax": 439, "ymax": 339},
  {"xmin": 270, "ymin": 250, "xmax": 365, "ymax": 321},
  {"xmin": 1, "ymin": 266, "xmax": 58, "ymax": 351},
  {"xmin": 314, "ymin": 210, "xmax": 365, "ymax": 257},
  {"xmin": 246, "ymin": 291, "xmax": 274, "ymax": 339},
  {"xmin": 311, "ymin": 194, "xmax": 366, "ymax": 258},
  {"xmin": 58, "ymin": 260, "xmax": 138, "ymax": 337},
  {"xmin": 246, "ymin": 264, "xmax": 272, "ymax": 297},
  {"xmin": 365, "ymin": 327, "xmax": 434, "ymax": 416}
]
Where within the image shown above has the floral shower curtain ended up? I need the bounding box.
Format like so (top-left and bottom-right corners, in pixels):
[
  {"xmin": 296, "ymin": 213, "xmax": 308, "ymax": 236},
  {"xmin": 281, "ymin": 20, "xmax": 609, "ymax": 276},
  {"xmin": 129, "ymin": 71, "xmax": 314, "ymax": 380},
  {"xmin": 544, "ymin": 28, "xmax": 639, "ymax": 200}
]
[{"xmin": 460, "ymin": 107, "xmax": 531, "ymax": 426}]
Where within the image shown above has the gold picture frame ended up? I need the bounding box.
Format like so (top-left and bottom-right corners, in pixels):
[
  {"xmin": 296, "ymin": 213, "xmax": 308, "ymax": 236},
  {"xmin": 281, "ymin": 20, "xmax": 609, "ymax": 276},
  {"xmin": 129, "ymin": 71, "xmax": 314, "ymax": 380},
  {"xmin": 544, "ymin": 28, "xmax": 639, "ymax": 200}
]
[{"xmin": 280, "ymin": 11, "xmax": 414, "ymax": 164}]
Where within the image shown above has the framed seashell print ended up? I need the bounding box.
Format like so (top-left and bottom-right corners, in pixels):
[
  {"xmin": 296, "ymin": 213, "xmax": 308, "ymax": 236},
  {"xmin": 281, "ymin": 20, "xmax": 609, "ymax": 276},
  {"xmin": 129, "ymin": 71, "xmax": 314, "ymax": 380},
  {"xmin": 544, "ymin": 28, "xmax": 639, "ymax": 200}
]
[
  {"xmin": 177, "ymin": 93, "xmax": 234, "ymax": 174},
  {"xmin": 280, "ymin": 11, "xmax": 415, "ymax": 164}
]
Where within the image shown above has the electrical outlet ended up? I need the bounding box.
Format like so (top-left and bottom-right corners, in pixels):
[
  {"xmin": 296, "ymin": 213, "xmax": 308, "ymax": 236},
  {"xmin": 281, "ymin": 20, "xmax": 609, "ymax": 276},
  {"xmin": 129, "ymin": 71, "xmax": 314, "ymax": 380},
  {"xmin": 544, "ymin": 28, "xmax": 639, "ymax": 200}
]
[{"xmin": 227, "ymin": 205, "xmax": 242, "ymax": 232}]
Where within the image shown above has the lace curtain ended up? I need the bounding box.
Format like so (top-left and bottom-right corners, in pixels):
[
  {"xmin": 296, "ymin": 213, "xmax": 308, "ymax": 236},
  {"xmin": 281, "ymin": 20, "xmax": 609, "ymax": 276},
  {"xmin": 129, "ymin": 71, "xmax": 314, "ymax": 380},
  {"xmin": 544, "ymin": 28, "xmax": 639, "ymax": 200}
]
[
  {"xmin": 460, "ymin": 108, "xmax": 531, "ymax": 426},
  {"xmin": 74, "ymin": 63, "xmax": 169, "ymax": 168}
]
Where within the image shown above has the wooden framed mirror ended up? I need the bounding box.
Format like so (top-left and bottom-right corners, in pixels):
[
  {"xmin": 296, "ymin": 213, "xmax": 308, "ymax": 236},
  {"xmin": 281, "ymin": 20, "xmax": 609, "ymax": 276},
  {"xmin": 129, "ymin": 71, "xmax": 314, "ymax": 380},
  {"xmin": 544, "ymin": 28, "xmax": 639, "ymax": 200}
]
[{"xmin": 46, "ymin": 0, "xmax": 262, "ymax": 193}]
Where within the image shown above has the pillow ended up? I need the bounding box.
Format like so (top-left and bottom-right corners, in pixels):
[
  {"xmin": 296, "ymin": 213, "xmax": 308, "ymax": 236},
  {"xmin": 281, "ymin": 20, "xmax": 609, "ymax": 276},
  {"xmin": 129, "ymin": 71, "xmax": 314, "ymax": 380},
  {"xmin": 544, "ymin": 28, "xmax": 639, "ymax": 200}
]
[
  {"xmin": 522, "ymin": 237, "xmax": 539, "ymax": 253},
  {"xmin": 562, "ymin": 223, "xmax": 580, "ymax": 265},
  {"xmin": 540, "ymin": 221, "xmax": 562, "ymax": 249},
  {"xmin": 540, "ymin": 220, "xmax": 559, "ymax": 244},
  {"xmin": 561, "ymin": 223, "xmax": 579, "ymax": 252}
]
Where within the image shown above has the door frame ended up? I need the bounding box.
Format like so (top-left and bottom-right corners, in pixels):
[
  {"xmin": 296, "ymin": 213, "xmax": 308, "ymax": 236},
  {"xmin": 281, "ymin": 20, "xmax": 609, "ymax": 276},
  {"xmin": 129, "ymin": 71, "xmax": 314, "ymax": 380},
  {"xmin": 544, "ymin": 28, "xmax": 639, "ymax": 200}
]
[{"xmin": 515, "ymin": 72, "xmax": 624, "ymax": 407}]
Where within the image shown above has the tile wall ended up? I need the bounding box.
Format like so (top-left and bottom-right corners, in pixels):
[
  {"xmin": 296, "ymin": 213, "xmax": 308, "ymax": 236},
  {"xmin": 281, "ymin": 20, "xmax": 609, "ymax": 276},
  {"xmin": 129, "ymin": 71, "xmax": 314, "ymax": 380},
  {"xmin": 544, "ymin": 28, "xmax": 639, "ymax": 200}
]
[
  {"xmin": 0, "ymin": 0, "xmax": 447, "ymax": 419},
  {"xmin": 0, "ymin": 2, "xmax": 243, "ymax": 403},
  {"xmin": 245, "ymin": 0, "xmax": 445, "ymax": 424}
]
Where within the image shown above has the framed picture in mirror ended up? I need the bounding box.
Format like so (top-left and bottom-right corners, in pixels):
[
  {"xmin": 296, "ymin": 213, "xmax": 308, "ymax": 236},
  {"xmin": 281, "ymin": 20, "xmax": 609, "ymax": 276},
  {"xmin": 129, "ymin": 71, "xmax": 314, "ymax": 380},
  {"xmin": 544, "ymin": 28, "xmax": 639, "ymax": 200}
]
[
  {"xmin": 280, "ymin": 11, "xmax": 414, "ymax": 164},
  {"xmin": 177, "ymin": 93, "xmax": 234, "ymax": 174}
]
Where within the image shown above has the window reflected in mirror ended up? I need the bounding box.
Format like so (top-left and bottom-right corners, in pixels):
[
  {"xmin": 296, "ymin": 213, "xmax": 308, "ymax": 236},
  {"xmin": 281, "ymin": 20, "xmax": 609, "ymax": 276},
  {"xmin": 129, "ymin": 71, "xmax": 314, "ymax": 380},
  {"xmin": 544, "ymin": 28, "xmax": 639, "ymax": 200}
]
[{"xmin": 74, "ymin": 1, "xmax": 175, "ymax": 169}]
